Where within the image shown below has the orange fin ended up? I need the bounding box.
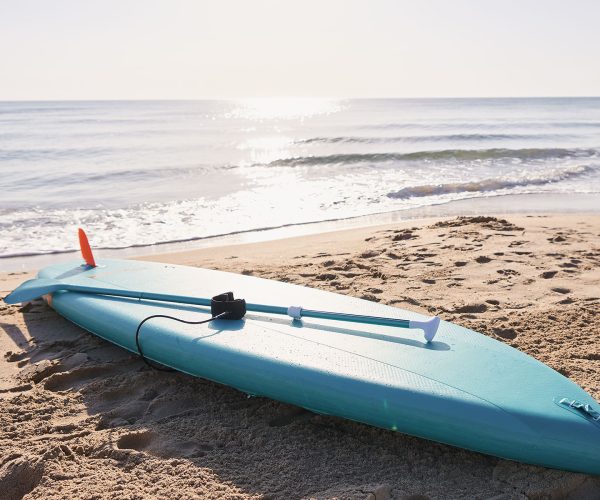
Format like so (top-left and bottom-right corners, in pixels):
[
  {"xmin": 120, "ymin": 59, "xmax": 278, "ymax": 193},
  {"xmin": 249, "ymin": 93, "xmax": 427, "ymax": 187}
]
[{"xmin": 78, "ymin": 228, "xmax": 96, "ymax": 267}]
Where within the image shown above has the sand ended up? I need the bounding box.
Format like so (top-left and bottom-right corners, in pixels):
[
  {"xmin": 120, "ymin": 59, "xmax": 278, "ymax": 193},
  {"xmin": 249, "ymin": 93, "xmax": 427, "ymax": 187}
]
[{"xmin": 1, "ymin": 214, "xmax": 599, "ymax": 499}]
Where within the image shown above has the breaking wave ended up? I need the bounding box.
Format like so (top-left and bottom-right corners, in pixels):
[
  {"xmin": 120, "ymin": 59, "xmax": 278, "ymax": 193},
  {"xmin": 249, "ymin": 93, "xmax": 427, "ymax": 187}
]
[
  {"xmin": 264, "ymin": 148, "xmax": 599, "ymax": 167},
  {"xmin": 386, "ymin": 165, "xmax": 597, "ymax": 199},
  {"xmin": 366, "ymin": 121, "xmax": 600, "ymax": 130},
  {"xmin": 296, "ymin": 133, "xmax": 572, "ymax": 144}
]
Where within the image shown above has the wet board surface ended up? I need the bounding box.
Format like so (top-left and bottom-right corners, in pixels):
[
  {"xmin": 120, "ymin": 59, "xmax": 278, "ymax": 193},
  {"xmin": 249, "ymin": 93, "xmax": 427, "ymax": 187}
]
[{"xmin": 38, "ymin": 258, "xmax": 600, "ymax": 475}]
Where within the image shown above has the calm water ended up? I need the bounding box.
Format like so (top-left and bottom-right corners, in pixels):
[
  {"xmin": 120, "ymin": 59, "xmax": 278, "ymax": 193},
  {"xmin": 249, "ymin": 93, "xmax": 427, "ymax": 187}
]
[{"xmin": 1, "ymin": 98, "xmax": 600, "ymax": 257}]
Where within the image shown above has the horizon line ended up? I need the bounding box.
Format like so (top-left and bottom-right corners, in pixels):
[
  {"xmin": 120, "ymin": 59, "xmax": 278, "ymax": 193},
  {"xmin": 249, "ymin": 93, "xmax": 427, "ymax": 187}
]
[{"xmin": 2, "ymin": 95, "xmax": 600, "ymax": 103}]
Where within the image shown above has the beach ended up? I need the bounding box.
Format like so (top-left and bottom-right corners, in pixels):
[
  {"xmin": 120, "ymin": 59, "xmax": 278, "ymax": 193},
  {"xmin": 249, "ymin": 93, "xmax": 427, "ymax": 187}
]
[
  {"xmin": 1, "ymin": 213, "xmax": 599, "ymax": 499},
  {"xmin": 3, "ymin": 0, "xmax": 600, "ymax": 497}
]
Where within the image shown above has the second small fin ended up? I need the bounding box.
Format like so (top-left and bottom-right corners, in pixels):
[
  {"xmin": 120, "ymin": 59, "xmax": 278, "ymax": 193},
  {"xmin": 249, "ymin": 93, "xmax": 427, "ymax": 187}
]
[{"xmin": 78, "ymin": 228, "xmax": 96, "ymax": 268}]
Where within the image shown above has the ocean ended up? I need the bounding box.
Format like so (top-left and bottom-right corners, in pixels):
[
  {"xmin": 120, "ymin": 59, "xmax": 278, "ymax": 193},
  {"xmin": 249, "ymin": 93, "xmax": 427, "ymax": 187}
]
[{"xmin": 1, "ymin": 97, "xmax": 600, "ymax": 259}]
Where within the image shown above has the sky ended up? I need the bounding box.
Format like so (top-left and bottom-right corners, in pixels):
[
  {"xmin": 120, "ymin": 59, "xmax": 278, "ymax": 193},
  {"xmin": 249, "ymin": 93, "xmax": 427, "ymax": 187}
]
[{"xmin": 1, "ymin": 0, "xmax": 599, "ymax": 100}]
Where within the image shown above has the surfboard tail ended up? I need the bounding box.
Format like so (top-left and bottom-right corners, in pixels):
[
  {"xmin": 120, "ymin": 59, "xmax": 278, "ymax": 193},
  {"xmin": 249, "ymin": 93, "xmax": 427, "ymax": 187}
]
[{"xmin": 78, "ymin": 228, "xmax": 96, "ymax": 268}]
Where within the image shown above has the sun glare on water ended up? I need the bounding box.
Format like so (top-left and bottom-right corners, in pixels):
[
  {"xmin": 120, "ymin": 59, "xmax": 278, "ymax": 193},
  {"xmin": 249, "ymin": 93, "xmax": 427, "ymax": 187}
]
[
  {"xmin": 231, "ymin": 98, "xmax": 343, "ymax": 121},
  {"xmin": 230, "ymin": 98, "xmax": 343, "ymax": 166}
]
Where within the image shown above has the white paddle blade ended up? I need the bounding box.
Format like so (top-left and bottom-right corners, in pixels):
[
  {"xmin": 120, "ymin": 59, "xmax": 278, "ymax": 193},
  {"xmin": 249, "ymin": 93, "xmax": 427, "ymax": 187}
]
[
  {"xmin": 409, "ymin": 316, "xmax": 441, "ymax": 342},
  {"xmin": 3, "ymin": 278, "xmax": 63, "ymax": 304}
]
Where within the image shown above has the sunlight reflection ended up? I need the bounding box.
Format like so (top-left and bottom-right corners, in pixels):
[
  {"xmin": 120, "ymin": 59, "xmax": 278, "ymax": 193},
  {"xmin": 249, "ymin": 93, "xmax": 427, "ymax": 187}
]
[
  {"xmin": 231, "ymin": 98, "xmax": 343, "ymax": 121},
  {"xmin": 237, "ymin": 135, "xmax": 296, "ymax": 165},
  {"xmin": 237, "ymin": 136, "xmax": 294, "ymax": 151}
]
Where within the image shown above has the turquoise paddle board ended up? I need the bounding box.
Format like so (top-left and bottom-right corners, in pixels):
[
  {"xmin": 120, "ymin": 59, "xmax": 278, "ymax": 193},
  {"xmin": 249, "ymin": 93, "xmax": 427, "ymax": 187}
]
[{"xmin": 28, "ymin": 258, "xmax": 600, "ymax": 475}]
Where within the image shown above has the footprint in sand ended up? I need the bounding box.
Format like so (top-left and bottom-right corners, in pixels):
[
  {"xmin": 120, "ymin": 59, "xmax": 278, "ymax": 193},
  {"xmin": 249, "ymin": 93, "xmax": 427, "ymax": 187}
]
[
  {"xmin": 391, "ymin": 229, "xmax": 416, "ymax": 241},
  {"xmin": 540, "ymin": 271, "xmax": 558, "ymax": 279},
  {"xmin": 559, "ymin": 262, "xmax": 578, "ymax": 269},
  {"xmin": 359, "ymin": 250, "xmax": 381, "ymax": 258},
  {"xmin": 492, "ymin": 327, "xmax": 518, "ymax": 340},
  {"xmin": 4, "ymin": 351, "xmax": 28, "ymax": 363},
  {"xmin": 558, "ymin": 297, "xmax": 575, "ymax": 304},
  {"xmin": 371, "ymin": 270, "xmax": 387, "ymax": 280},
  {"xmin": 508, "ymin": 240, "xmax": 529, "ymax": 248},
  {"xmin": 497, "ymin": 269, "xmax": 519, "ymax": 276},
  {"xmin": 18, "ymin": 359, "xmax": 62, "ymax": 384},
  {"xmin": 116, "ymin": 430, "xmax": 205, "ymax": 458},
  {"xmin": 361, "ymin": 293, "xmax": 381, "ymax": 302},
  {"xmin": 0, "ymin": 455, "xmax": 44, "ymax": 500},
  {"xmin": 315, "ymin": 273, "xmax": 337, "ymax": 281},
  {"xmin": 44, "ymin": 365, "xmax": 119, "ymax": 392},
  {"xmin": 116, "ymin": 430, "xmax": 156, "ymax": 452},
  {"xmin": 475, "ymin": 256, "xmax": 492, "ymax": 264},
  {"xmin": 451, "ymin": 303, "xmax": 488, "ymax": 313}
]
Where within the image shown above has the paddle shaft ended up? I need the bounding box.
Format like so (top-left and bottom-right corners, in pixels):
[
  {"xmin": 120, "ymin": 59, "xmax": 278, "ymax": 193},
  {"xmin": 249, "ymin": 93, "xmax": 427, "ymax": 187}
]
[{"xmin": 52, "ymin": 284, "xmax": 411, "ymax": 329}]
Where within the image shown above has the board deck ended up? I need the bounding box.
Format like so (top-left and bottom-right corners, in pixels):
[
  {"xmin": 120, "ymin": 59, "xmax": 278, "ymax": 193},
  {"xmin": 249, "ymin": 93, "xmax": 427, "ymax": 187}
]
[{"xmin": 38, "ymin": 258, "xmax": 600, "ymax": 475}]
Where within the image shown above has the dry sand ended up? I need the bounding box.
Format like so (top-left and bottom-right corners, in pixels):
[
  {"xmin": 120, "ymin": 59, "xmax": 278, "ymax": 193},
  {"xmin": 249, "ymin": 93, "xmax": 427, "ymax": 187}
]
[{"xmin": 1, "ymin": 214, "xmax": 599, "ymax": 499}]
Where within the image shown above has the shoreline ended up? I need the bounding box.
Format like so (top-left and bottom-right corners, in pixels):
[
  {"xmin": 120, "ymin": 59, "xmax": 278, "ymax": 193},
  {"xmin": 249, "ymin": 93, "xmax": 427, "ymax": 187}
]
[{"xmin": 2, "ymin": 192, "xmax": 599, "ymax": 273}]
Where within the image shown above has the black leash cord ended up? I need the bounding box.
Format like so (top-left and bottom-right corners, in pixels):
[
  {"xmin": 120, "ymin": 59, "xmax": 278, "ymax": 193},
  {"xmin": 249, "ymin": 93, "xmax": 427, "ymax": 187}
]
[{"xmin": 135, "ymin": 311, "xmax": 228, "ymax": 371}]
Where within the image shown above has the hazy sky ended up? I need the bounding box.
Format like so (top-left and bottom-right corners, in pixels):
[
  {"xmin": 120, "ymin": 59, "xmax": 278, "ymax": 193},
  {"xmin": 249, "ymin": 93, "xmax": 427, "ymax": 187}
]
[{"xmin": 1, "ymin": 0, "xmax": 599, "ymax": 100}]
